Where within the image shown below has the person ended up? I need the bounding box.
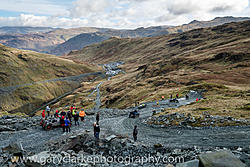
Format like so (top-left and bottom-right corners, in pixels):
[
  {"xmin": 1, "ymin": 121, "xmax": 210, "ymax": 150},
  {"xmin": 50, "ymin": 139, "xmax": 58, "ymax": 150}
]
[
  {"xmin": 96, "ymin": 112, "xmax": 100, "ymax": 123},
  {"xmin": 67, "ymin": 111, "xmax": 72, "ymax": 123},
  {"xmin": 196, "ymin": 98, "xmax": 199, "ymax": 102},
  {"xmin": 60, "ymin": 110, "xmax": 66, "ymax": 117},
  {"xmin": 133, "ymin": 125, "xmax": 138, "ymax": 142},
  {"xmin": 65, "ymin": 117, "xmax": 71, "ymax": 133},
  {"xmin": 42, "ymin": 110, "xmax": 45, "ymax": 119},
  {"xmin": 70, "ymin": 105, "xmax": 74, "ymax": 113},
  {"xmin": 176, "ymin": 94, "xmax": 179, "ymax": 99},
  {"xmin": 60, "ymin": 116, "xmax": 65, "ymax": 133},
  {"xmin": 162, "ymin": 96, "xmax": 165, "ymax": 100},
  {"xmin": 46, "ymin": 105, "xmax": 50, "ymax": 117},
  {"xmin": 185, "ymin": 94, "xmax": 189, "ymax": 100},
  {"xmin": 72, "ymin": 107, "xmax": 76, "ymax": 116},
  {"xmin": 54, "ymin": 110, "xmax": 59, "ymax": 118},
  {"xmin": 170, "ymin": 94, "xmax": 173, "ymax": 99},
  {"xmin": 79, "ymin": 110, "xmax": 86, "ymax": 121},
  {"xmin": 152, "ymin": 110, "xmax": 156, "ymax": 116},
  {"xmin": 93, "ymin": 122, "xmax": 100, "ymax": 139},
  {"xmin": 73, "ymin": 112, "xmax": 80, "ymax": 126}
]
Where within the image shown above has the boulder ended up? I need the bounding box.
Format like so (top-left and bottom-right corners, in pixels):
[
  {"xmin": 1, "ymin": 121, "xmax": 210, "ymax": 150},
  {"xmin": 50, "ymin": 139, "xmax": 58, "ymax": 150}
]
[
  {"xmin": 25, "ymin": 151, "xmax": 51, "ymax": 167},
  {"xmin": 176, "ymin": 159, "xmax": 199, "ymax": 167},
  {"xmin": 2, "ymin": 143, "xmax": 24, "ymax": 156},
  {"xmin": 154, "ymin": 143, "xmax": 163, "ymax": 148},
  {"xmin": 198, "ymin": 151, "xmax": 247, "ymax": 167},
  {"xmin": 104, "ymin": 135, "xmax": 117, "ymax": 142}
]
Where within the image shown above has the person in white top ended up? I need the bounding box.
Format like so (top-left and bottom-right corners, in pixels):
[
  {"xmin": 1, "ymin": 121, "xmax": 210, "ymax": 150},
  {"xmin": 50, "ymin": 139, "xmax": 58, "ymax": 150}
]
[{"xmin": 46, "ymin": 105, "xmax": 50, "ymax": 117}]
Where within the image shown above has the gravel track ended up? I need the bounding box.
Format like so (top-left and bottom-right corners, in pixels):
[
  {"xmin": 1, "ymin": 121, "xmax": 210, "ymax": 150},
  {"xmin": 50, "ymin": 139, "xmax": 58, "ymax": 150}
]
[{"xmin": 0, "ymin": 62, "xmax": 249, "ymax": 154}]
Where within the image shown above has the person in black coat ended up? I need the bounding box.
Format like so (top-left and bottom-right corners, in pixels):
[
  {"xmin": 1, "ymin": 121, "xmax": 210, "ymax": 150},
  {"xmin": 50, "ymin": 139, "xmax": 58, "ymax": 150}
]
[
  {"xmin": 133, "ymin": 125, "xmax": 138, "ymax": 142},
  {"xmin": 74, "ymin": 113, "xmax": 79, "ymax": 126}
]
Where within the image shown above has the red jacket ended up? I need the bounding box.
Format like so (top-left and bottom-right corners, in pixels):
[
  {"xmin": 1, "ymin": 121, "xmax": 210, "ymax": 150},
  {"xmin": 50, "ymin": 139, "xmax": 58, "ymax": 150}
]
[{"xmin": 42, "ymin": 111, "xmax": 45, "ymax": 118}]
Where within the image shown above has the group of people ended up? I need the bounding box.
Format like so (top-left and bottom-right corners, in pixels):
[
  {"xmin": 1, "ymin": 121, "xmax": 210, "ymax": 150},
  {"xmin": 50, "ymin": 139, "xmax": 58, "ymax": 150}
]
[
  {"xmin": 41, "ymin": 105, "xmax": 86, "ymax": 133},
  {"xmin": 42, "ymin": 106, "xmax": 138, "ymax": 142}
]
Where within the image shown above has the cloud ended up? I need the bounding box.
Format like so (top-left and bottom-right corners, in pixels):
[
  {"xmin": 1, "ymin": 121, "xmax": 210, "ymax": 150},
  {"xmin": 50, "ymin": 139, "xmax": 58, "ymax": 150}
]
[
  {"xmin": 0, "ymin": 0, "xmax": 249, "ymax": 28},
  {"xmin": 0, "ymin": 0, "xmax": 69, "ymax": 16},
  {"xmin": 0, "ymin": 14, "xmax": 88, "ymax": 28}
]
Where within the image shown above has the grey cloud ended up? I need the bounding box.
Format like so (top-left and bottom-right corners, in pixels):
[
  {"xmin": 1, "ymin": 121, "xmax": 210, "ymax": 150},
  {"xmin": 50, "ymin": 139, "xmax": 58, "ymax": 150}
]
[{"xmin": 210, "ymin": 5, "xmax": 233, "ymax": 12}]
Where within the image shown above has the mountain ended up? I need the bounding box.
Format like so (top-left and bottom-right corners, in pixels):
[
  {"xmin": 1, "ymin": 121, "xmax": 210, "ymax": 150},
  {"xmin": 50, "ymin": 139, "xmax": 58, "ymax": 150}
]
[
  {"xmin": 0, "ymin": 26, "xmax": 55, "ymax": 34},
  {"xmin": 62, "ymin": 20, "xmax": 250, "ymax": 119},
  {"xmin": 50, "ymin": 32, "xmax": 110, "ymax": 56},
  {"xmin": 0, "ymin": 16, "xmax": 249, "ymax": 56},
  {"xmin": 0, "ymin": 44, "xmax": 99, "ymax": 115},
  {"xmin": 0, "ymin": 27, "xmax": 105, "ymax": 54},
  {"xmin": 167, "ymin": 16, "xmax": 250, "ymax": 33}
]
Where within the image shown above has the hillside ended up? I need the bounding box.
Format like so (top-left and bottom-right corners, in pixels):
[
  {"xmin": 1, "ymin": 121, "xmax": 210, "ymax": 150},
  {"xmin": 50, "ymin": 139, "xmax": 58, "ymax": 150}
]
[
  {"xmin": 0, "ymin": 44, "xmax": 99, "ymax": 115},
  {"xmin": 62, "ymin": 20, "xmax": 250, "ymax": 119},
  {"xmin": 0, "ymin": 16, "xmax": 249, "ymax": 56}
]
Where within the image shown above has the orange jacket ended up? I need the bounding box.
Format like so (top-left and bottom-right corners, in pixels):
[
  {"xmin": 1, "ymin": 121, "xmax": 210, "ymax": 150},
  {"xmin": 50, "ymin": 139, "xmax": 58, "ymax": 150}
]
[{"xmin": 79, "ymin": 110, "xmax": 86, "ymax": 117}]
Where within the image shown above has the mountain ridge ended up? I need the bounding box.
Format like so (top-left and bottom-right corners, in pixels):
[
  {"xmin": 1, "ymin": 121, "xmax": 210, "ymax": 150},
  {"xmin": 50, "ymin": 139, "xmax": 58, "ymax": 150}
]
[{"xmin": 0, "ymin": 16, "xmax": 249, "ymax": 56}]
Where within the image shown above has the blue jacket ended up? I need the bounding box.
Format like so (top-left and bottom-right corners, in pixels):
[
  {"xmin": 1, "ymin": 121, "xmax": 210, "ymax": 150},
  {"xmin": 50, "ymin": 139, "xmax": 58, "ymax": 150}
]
[{"xmin": 65, "ymin": 119, "xmax": 70, "ymax": 126}]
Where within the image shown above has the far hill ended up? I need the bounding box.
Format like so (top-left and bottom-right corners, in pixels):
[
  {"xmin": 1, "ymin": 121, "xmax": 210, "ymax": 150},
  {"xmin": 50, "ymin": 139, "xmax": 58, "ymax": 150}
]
[
  {"xmin": 0, "ymin": 27, "xmax": 105, "ymax": 54},
  {"xmin": 0, "ymin": 26, "xmax": 55, "ymax": 34},
  {"xmin": 0, "ymin": 44, "xmax": 99, "ymax": 115},
  {"xmin": 62, "ymin": 20, "xmax": 250, "ymax": 119},
  {"xmin": 0, "ymin": 16, "xmax": 249, "ymax": 56},
  {"xmin": 50, "ymin": 33, "xmax": 110, "ymax": 56}
]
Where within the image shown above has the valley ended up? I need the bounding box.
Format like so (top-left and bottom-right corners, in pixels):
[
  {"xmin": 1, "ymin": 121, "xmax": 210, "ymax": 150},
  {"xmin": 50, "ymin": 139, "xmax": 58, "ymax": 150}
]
[{"xmin": 0, "ymin": 19, "xmax": 249, "ymax": 167}]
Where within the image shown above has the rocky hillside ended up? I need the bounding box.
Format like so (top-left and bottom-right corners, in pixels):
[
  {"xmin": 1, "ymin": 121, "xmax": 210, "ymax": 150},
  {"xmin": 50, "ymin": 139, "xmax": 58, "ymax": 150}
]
[
  {"xmin": 50, "ymin": 16, "xmax": 250, "ymax": 56},
  {"xmin": 0, "ymin": 16, "xmax": 249, "ymax": 56},
  {"xmin": 63, "ymin": 20, "xmax": 250, "ymax": 119},
  {"xmin": 0, "ymin": 44, "xmax": 99, "ymax": 115}
]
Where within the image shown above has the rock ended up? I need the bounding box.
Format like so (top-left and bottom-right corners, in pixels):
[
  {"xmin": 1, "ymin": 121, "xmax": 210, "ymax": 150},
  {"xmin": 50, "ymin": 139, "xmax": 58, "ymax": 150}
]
[
  {"xmin": 0, "ymin": 125, "xmax": 15, "ymax": 132},
  {"xmin": 176, "ymin": 159, "xmax": 199, "ymax": 167},
  {"xmin": 25, "ymin": 151, "xmax": 50, "ymax": 167},
  {"xmin": 198, "ymin": 151, "xmax": 247, "ymax": 167},
  {"xmin": 69, "ymin": 135, "xmax": 77, "ymax": 140},
  {"xmin": 2, "ymin": 143, "xmax": 24, "ymax": 156},
  {"xmin": 104, "ymin": 135, "xmax": 117, "ymax": 142},
  {"xmin": 154, "ymin": 143, "xmax": 163, "ymax": 148},
  {"xmin": 239, "ymin": 153, "xmax": 250, "ymax": 167}
]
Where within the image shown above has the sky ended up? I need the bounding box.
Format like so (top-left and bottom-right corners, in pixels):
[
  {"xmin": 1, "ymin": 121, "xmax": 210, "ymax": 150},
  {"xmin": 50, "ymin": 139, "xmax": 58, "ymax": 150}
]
[{"xmin": 0, "ymin": 0, "xmax": 249, "ymax": 29}]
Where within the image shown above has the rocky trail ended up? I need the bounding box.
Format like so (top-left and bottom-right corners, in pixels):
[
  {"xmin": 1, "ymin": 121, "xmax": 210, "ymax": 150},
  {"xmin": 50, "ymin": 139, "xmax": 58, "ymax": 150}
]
[{"xmin": 0, "ymin": 62, "xmax": 249, "ymax": 167}]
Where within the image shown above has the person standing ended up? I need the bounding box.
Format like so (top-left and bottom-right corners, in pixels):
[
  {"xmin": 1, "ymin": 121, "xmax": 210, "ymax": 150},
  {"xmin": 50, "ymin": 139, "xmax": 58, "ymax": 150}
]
[
  {"xmin": 65, "ymin": 117, "xmax": 71, "ymax": 133},
  {"xmin": 79, "ymin": 110, "xmax": 86, "ymax": 121},
  {"xmin": 41, "ymin": 110, "xmax": 45, "ymax": 119},
  {"xmin": 70, "ymin": 105, "xmax": 74, "ymax": 113},
  {"xmin": 60, "ymin": 110, "xmax": 66, "ymax": 117},
  {"xmin": 94, "ymin": 122, "xmax": 100, "ymax": 139},
  {"xmin": 60, "ymin": 116, "xmax": 65, "ymax": 133},
  {"xmin": 96, "ymin": 112, "xmax": 100, "ymax": 123},
  {"xmin": 67, "ymin": 111, "xmax": 72, "ymax": 123},
  {"xmin": 133, "ymin": 125, "xmax": 138, "ymax": 142},
  {"xmin": 46, "ymin": 105, "xmax": 50, "ymax": 117},
  {"xmin": 73, "ymin": 112, "xmax": 80, "ymax": 126}
]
